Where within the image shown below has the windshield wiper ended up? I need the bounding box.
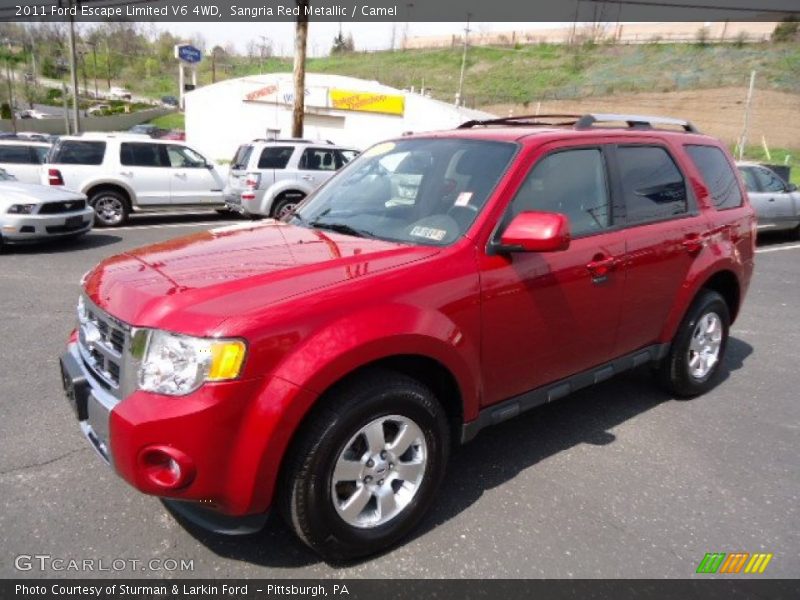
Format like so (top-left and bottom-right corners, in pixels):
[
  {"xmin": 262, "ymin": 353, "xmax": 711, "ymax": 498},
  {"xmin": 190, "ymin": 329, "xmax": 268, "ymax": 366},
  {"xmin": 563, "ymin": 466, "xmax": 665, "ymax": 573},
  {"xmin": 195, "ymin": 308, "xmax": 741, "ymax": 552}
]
[{"xmin": 309, "ymin": 220, "xmax": 375, "ymax": 239}]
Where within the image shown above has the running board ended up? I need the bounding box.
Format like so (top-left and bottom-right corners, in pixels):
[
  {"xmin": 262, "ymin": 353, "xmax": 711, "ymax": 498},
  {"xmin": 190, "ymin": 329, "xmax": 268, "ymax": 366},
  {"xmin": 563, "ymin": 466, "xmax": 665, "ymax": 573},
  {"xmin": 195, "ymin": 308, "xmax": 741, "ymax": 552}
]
[{"xmin": 461, "ymin": 343, "xmax": 670, "ymax": 443}]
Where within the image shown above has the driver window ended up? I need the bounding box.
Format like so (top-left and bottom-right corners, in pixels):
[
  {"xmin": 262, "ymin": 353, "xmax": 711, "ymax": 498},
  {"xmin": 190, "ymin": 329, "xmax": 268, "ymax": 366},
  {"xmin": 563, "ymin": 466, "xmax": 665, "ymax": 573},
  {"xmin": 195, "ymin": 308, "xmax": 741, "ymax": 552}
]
[
  {"xmin": 167, "ymin": 145, "xmax": 206, "ymax": 168},
  {"xmin": 509, "ymin": 148, "xmax": 611, "ymax": 237},
  {"xmin": 754, "ymin": 167, "xmax": 787, "ymax": 193}
]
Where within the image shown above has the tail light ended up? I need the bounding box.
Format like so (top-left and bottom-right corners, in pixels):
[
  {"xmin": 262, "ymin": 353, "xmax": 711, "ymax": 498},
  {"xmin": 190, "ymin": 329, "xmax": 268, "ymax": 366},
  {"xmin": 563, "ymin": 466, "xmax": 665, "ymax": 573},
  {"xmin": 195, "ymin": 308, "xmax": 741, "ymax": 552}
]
[
  {"xmin": 48, "ymin": 168, "xmax": 64, "ymax": 186},
  {"xmin": 244, "ymin": 172, "xmax": 261, "ymax": 190}
]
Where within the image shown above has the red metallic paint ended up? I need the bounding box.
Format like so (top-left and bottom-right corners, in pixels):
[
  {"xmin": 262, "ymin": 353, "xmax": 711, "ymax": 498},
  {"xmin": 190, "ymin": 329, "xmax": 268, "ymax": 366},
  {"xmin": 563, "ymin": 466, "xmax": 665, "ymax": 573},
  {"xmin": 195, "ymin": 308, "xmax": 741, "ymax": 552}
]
[
  {"xmin": 499, "ymin": 211, "xmax": 571, "ymax": 252},
  {"xmin": 79, "ymin": 126, "xmax": 754, "ymax": 518}
]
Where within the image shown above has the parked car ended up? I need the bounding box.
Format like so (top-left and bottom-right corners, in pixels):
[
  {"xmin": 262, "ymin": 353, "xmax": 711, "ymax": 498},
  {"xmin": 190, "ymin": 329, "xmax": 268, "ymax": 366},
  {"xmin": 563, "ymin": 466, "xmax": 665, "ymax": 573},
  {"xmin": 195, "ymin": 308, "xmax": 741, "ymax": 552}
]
[
  {"xmin": 108, "ymin": 87, "xmax": 132, "ymax": 101},
  {"xmin": 0, "ymin": 138, "xmax": 51, "ymax": 183},
  {"xmin": 224, "ymin": 139, "xmax": 358, "ymax": 219},
  {"xmin": 44, "ymin": 133, "xmax": 226, "ymax": 226},
  {"xmin": 59, "ymin": 114, "xmax": 754, "ymax": 560},
  {"xmin": 160, "ymin": 129, "xmax": 185, "ymax": 141},
  {"xmin": 0, "ymin": 168, "xmax": 92, "ymax": 247},
  {"xmin": 18, "ymin": 109, "xmax": 51, "ymax": 119},
  {"xmin": 737, "ymin": 162, "xmax": 799, "ymax": 237},
  {"xmin": 128, "ymin": 123, "xmax": 169, "ymax": 138},
  {"xmin": 161, "ymin": 95, "xmax": 179, "ymax": 107},
  {"xmin": 87, "ymin": 104, "xmax": 111, "ymax": 116}
]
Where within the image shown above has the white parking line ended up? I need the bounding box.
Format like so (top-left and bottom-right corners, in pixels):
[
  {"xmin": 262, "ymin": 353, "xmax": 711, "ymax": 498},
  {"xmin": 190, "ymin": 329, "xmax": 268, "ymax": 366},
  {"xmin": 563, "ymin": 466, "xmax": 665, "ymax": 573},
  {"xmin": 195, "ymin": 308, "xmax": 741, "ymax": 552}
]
[
  {"xmin": 756, "ymin": 243, "xmax": 800, "ymax": 254},
  {"xmin": 111, "ymin": 220, "xmax": 239, "ymax": 232}
]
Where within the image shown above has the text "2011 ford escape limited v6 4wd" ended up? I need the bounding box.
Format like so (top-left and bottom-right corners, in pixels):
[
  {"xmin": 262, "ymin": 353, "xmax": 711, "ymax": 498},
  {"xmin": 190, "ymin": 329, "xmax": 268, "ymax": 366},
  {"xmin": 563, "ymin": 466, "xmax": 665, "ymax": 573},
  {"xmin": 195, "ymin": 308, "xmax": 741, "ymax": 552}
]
[{"xmin": 60, "ymin": 114, "xmax": 755, "ymax": 561}]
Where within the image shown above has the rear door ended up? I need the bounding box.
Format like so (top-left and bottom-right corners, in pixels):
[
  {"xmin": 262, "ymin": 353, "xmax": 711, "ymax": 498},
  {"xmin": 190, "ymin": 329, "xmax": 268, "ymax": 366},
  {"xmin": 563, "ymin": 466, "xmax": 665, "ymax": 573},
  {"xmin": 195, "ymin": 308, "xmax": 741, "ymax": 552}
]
[
  {"xmin": 256, "ymin": 145, "xmax": 295, "ymax": 190},
  {"xmin": 166, "ymin": 144, "xmax": 224, "ymax": 204},
  {"xmin": 612, "ymin": 142, "xmax": 708, "ymax": 355},
  {"xmin": 119, "ymin": 142, "xmax": 172, "ymax": 205}
]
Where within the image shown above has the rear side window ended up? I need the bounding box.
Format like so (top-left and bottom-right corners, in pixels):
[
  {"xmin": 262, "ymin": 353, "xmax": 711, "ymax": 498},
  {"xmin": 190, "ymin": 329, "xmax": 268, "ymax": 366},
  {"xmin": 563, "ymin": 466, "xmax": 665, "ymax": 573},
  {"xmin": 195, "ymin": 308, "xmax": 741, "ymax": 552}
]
[
  {"xmin": 685, "ymin": 145, "xmax": 743, "ymax": 210},
  {"xmin": 0, "ymin": 145, "xmax": 35, "ymax": 164},
  {"xmin": 231, "ymin": 145, "xmax": 253, "ymax": 170},
  {"xmin": 300, "ymin": 148, "xmax": 338, "ymax": 171},
  {"xmin": 617, "ymin": 146, "xmax": 688, "ymax": 224},
  {"xmin": 120, "ymin": 143, "xmax": 168, "ymax": 167},
  {"xmin": 258, "ymin": 146, "xmax": 293, "ymax": 169},
  {"xmin": 52, "ymin": 141, "xmax": 106, "ymax": 165},
  {"xmin": 509, "ymin": 148, "xmax": 611, "ymax": 237},
  {"xmin": 32, "ymin": 146, "xmax": 49, "ymax": 164}
]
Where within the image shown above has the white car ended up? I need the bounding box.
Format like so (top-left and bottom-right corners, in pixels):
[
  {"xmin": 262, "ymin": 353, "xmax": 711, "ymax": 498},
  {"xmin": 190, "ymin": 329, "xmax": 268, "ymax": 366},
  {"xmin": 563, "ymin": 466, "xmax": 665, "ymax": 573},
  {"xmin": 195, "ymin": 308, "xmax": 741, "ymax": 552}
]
[
  {"xmin": 737, "ymin": 162, "xmax": 799, "ymax": 237},
  {"xmin": 108, "ymin": 87, "xmax": 132, "ymax": 100},
  {"xmin": 0, "ymin": 138, "xmax": 51, "ymax": 184},
  {"xmin": 0, "ymin": 169, "xmax": 93, "ymax": 247},
  {"xmin": 18, "ymin": 109, "xmax": 51, "ymax": 119},
  {"xmin": 44, "ymin": 133, "xmax": 226, "ymax": 226},
  {"xmin": 87, "ymin": 104, "xmax": 111, "ymax": 115}
]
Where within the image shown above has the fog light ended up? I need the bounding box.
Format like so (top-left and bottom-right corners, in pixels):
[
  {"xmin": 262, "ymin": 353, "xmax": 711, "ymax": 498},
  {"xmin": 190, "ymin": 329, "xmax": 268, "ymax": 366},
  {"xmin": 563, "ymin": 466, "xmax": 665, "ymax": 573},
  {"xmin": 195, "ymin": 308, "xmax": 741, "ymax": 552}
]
[{"xmin": 138, "ymin": 445, "xmax": 195, "ymax": 490}]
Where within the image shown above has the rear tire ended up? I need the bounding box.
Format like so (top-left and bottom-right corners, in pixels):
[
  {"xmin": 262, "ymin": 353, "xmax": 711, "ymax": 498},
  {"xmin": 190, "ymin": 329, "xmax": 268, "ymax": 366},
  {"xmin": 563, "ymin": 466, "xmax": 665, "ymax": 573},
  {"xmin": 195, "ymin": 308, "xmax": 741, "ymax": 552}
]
[
  {"xmin": 271, "ymin": 193, "xmax": 305, "ymax": 220},
  {"xmin": 89, "ymin": 190, "xmax": 129, "ymax": 227},
  {"xmin": 657, "ymin": 290, "xmax": 730, "ymax": 398},
  {"xmin": 280, "ymin": 369, "xmax": 449, "ymax": 561}
]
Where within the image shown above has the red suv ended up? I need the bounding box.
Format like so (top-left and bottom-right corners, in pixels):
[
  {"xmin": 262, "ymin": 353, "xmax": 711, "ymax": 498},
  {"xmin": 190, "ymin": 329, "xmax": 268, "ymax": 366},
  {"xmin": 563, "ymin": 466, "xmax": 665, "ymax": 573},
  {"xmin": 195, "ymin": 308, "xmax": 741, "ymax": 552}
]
[{"xmin": 60, "ymin": 114, "xmax": 755, "ymax": 560}]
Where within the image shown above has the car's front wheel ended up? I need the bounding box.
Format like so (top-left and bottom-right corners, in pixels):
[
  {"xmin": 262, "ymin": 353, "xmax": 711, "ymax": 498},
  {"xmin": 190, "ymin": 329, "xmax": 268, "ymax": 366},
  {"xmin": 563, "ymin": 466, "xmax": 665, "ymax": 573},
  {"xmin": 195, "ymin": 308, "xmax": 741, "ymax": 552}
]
[
  {"xmin": 280, "ymin": 369, "xmax": 449, "ymax": 561},
  {"xmin": 657, "ymin": 289, "xmax": 730, "ymax": 397}
]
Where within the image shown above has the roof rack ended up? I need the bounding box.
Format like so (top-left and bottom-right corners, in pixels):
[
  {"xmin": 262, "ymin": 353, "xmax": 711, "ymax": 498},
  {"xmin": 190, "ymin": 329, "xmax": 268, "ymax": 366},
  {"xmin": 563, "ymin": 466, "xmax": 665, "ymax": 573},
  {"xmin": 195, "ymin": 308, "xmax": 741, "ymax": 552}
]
[
  {"xmin": 252, "ymin": 138, "xmax": 335, "ymax": 145},
  {"xmin": 574, "ymin": 113, "xmax": 700, "ymax": 133},
  {"xmin": 458, "ymin": 114, "xmax": 583, "ymax": 129},
  {"xmin": 458, "ymin": 112, "xmax": 701, "ymax": 134}
]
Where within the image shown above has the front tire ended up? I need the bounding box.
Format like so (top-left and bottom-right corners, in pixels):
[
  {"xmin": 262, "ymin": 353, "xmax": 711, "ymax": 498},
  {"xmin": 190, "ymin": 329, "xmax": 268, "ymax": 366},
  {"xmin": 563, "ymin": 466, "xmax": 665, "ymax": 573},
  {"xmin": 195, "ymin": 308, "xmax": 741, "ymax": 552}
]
[
  {"xmin": 89, "ymin": 190, "xmax": 129, "ymax": 227},
  {"xmin": 657, "ymin": 290, "xmax": 730, "ymax": 398},
  {"xmin": 271, "ymin": 193, "xmax": 304, "ymax": 220},
  {"xmin": 280, "ymin": 369, "xmax": 449, "ymax": 561}
]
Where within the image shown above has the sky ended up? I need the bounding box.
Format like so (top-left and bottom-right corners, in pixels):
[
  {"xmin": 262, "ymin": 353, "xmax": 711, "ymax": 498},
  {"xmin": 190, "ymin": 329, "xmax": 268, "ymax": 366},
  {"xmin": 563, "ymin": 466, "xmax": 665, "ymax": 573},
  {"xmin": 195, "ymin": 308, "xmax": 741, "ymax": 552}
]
[{"xmin": 150, "ymin": 22, "xmax": 567, "ymax": 57}]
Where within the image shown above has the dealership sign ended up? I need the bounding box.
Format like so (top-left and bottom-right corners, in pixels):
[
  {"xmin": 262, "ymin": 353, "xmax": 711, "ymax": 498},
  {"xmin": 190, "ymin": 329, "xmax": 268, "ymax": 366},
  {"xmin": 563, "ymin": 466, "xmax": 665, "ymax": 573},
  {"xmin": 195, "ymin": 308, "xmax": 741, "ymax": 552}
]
[
  {"xmin": 243, "ymin": 83, "xmax": 405, "ymax": 116},
  {"xmin": 176, "ymin": 44, "xmax": 202, "ymax": 64}
]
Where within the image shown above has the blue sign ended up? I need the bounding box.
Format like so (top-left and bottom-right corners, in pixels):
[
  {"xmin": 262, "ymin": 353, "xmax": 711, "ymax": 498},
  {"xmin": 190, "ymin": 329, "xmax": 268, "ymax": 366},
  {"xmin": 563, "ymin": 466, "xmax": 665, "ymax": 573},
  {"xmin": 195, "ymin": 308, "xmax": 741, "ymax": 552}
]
[{"xmin": 177, "ymin": 45, "xmax": 202, "ymax": 64}]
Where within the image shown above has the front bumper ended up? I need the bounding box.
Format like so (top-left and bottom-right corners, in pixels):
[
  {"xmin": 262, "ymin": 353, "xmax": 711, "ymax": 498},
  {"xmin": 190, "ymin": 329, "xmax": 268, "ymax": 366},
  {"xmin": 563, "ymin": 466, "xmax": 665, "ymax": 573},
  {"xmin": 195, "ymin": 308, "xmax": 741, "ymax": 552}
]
[{"xmin": 2, "ymin": 208, "xmax": 94, "ymax": 242}]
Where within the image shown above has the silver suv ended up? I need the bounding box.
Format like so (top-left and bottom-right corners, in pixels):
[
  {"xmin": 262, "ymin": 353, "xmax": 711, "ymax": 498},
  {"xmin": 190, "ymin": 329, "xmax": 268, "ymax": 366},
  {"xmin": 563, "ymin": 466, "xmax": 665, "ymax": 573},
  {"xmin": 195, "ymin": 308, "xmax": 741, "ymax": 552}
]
[{"xmin": 224, "ymin": 139, "xmax": 358, "ymax": 219}]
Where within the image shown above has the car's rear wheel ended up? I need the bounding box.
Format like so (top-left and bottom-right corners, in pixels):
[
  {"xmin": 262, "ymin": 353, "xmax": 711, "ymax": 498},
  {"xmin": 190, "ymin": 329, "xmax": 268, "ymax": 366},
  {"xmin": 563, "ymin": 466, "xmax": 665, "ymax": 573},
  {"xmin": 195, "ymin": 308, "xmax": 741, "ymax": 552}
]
[
  {"xmin": 271, "ymin": 193, "xmax": 304, "ymax": 220},
  {"xmin": 90, "ymin": 190, "xmax": 129, "ymax": 227},
  {"xmin": 657, "ymin": 289, "xmax": 730, "ymax": 398},
  {"xmin": 280, "ymin": 369, "xmax": 449, "ymax": 561}
]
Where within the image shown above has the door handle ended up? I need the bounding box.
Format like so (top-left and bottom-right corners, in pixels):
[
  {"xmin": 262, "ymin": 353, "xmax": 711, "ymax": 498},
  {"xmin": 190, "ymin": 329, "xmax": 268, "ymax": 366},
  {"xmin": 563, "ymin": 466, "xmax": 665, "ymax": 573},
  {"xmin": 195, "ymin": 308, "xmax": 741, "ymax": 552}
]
[
  {"xmin": 768, "ymin": 197, "xmax": 776, "ymax": 202},
  {"xmin": 682, "ymin": 233, "xmax": 704, "ymax": 255},
  {"xmin": 301, "ymin": 175, "xmax": 314, "ymax": 181},
  {"xmin": 174, "ymin": 172, "xmax": 187, "ymax": 178},
  {"xmin": 120, "ymin": 171, "xmax": 132, "ymax": 177},
  {"xmin": 586, "ymin": 255, "xmax": 617, "ymax": 278}
]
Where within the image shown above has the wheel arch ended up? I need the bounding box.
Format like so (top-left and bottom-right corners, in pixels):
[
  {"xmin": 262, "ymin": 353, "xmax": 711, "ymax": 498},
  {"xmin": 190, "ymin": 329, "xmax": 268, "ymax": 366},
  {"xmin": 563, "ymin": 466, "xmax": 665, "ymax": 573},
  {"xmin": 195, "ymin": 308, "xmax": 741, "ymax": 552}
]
[{"xmin": 83, "ymin": 181, "xmax": 134, "ymax": 208}]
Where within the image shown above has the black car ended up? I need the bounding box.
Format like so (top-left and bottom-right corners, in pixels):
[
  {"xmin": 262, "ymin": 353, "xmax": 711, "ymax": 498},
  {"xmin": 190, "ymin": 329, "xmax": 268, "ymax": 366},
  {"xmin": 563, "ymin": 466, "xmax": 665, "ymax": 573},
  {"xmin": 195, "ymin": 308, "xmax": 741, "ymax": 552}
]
[{"xmin": 161, "ymin": 95, "xmax": 179, "ymax": 107}]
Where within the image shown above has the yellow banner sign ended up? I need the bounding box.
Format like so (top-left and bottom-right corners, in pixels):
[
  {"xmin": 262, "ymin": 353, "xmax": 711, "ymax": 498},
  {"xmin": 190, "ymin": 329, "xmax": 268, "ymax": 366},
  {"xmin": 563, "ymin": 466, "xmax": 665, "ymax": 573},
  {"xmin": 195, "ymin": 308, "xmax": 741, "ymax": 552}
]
[{"xmin": 329, "ymin": 89, "xmax": 405, "ymax": 116}]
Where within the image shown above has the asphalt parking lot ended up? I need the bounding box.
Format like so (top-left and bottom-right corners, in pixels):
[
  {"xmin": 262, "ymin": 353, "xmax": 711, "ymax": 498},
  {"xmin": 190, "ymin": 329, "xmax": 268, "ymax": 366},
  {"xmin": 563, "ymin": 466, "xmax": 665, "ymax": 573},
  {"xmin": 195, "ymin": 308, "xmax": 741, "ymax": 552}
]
[{"xmin": 1, "ymin": 214, "xmax": 798, "ymax": 579}]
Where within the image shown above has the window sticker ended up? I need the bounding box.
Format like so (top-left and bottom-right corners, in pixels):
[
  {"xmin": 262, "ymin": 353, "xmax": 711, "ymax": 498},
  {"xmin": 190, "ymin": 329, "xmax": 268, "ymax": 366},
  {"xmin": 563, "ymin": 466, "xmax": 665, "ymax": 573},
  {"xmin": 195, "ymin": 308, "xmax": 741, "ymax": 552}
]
[
  {"xmin": 454, "ymin": 191, "xmax": 473, "ymax": 207},
  {"xmin": 409, "ymin": 226, "xmax": 447, "ymax": 241}
]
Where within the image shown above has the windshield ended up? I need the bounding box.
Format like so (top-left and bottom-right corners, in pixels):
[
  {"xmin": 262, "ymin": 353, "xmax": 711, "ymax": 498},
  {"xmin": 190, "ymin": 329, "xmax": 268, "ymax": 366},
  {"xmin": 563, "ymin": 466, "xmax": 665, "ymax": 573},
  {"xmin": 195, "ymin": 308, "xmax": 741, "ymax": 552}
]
[{"xmin": 289, "ymin": 138, "xmax": 517, "ymax": 246}]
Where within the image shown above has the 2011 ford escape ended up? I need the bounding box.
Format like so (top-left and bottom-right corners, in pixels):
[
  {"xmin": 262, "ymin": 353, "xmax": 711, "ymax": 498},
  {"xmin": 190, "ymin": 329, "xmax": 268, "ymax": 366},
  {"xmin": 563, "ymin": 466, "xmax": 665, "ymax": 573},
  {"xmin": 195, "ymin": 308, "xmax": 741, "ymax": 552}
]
[{"xmin": 60, "ymin": 114, "xmax": 755, "ymax": 560}]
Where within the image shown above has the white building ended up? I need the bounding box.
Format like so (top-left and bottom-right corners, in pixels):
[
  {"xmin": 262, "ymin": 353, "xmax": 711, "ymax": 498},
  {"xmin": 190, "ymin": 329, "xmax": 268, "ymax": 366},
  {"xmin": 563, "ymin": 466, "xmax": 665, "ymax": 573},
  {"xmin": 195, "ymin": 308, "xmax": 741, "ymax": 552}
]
[{"xmin": 184, "ymin": 72, "xmax": 493, "ymax": 162}]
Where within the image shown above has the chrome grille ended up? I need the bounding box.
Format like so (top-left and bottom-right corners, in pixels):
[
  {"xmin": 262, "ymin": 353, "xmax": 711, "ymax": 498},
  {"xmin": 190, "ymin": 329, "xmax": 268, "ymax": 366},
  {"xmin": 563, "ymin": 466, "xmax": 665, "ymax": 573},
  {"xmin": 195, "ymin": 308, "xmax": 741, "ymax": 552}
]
[{"xmin": 77, "ymin": 297, "xmax": 130, "ymax": 398}]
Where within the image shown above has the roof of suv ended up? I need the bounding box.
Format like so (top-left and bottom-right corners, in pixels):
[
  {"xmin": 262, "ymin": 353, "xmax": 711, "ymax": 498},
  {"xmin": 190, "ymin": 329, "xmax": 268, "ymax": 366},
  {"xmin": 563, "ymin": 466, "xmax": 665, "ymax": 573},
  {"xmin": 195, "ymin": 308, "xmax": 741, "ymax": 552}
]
[{"xmin": 407, "ymin": 113, "xmax": 718, "ymax": 146}]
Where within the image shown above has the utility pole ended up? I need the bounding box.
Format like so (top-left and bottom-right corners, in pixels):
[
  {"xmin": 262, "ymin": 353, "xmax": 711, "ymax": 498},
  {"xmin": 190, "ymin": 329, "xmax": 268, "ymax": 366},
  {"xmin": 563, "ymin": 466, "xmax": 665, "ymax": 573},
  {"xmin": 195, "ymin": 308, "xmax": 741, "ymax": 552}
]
[
  {"xmin": 86, "ymin": 40, "xmax": 98, "ymax": 98},
  {"xmin": 456, "ymin": 13, "xmax": 471, "ymax": 107},
  {"xmin": 292, "ymin": 0, "xmax": 309, "ymax": 138},
  {"xmin": 258, "ymin": 35, "xmax": 270, "ymax": 73},
  {"xmin": 67, "ymin": 1, "xmax": 81, "ymax": 133},
  {"xmin": 104, "ymin": 40, "xmax": 112, "ymax": 90},
  {"xmin": 5, "ymin": 60, "xmax": 17, "ymax": 134},
  {"xmin": 738, "ymin": 70, "xmax": 756, "ymax": 160},
  {"xmin": 62, "ymin": 82, "xmax": 70, "ymax": 135}
]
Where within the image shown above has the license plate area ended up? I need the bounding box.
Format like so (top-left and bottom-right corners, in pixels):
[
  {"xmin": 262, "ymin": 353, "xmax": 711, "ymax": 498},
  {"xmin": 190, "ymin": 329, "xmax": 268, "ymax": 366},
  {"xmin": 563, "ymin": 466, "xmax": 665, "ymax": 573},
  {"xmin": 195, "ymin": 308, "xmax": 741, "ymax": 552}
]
[{"xmin": 65, "ymin": 215, "xmax": 84, "ymax": 229}]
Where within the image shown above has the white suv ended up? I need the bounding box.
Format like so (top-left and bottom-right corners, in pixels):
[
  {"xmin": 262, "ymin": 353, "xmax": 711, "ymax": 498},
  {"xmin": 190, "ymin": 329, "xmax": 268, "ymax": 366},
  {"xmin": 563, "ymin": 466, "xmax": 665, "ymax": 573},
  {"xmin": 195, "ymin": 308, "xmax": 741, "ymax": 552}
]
[
  {"xmin": 224, "ymin": 139, "xmax": 358, "ymax": 219},
  {"xmin": 0, "ymin": 138, "xmax": 51, "ymax": 183},
  {"xmin": 44, "ymin": 133, "xmax": 226, "ymax": 226}
]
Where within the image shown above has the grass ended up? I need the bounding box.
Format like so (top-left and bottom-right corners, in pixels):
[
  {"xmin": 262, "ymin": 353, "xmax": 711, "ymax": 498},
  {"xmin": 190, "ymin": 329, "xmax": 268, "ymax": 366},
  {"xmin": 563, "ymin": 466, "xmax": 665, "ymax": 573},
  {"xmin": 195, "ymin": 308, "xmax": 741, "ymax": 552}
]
[
  {"xmin": 736, "ymin": 146, "xmax": 799, "ymax": 185},
  {"xmin": 148, "ymin": 112, "xmax": 184, "ymax": 130}
]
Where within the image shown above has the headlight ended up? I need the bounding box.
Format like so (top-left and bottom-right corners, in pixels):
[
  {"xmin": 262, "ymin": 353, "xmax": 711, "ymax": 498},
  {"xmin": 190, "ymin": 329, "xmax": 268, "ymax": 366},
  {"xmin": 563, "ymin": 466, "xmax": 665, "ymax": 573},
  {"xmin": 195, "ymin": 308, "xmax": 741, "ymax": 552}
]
[
  {"xmin": 138, "ymin": 330, "xmax": 247, "ymax": 396},
  {"xmin": 8, "ymin": 203, "xmax": 37, "ymax": 214}
]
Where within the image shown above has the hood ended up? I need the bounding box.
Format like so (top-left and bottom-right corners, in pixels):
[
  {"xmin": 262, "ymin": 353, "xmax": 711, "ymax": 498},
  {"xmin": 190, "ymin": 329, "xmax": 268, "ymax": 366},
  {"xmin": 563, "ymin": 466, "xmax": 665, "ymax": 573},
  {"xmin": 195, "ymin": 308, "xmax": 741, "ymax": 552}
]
[
  {"xmin": 0, "ymin": 182, "xmax": 85, "ymax": 206},
  {"xmin": 84, "ymin": 220, "xmax": 439, "ymax": 334}
]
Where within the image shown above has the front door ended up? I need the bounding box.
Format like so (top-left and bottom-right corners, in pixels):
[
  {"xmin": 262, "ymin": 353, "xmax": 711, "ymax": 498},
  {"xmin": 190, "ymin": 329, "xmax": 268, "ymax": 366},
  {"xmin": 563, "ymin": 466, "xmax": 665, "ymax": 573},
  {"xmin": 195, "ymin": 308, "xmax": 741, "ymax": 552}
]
[
  {"xmin": 166, "ymin": 144, "xmax": 224, "ymax": 205},
  {"xmin": 480, "ymin": 144, "xmax": 625, "ymax": 406}
]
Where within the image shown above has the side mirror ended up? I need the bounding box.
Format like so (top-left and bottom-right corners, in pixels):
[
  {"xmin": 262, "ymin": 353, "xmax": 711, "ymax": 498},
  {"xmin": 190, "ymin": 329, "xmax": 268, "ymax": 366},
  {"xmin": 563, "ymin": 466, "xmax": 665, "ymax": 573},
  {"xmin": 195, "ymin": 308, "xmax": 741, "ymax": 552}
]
[
  {"xmin": 788, "ymin": 183, "xmax": 797, "ymax": 193},
  {"xmin": 497, "ymin": 211, "xmax": 570, "ymax": 253}
]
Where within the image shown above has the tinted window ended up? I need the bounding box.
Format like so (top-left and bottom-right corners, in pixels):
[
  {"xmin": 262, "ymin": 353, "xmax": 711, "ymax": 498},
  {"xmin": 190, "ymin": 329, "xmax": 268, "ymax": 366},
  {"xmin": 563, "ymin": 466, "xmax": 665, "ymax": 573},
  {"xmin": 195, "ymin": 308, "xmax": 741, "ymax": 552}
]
[
  {"xmin": 300, "ymin": 148, "xmax": 337, "ymax": 171},
  {"xmin": 120, "ymin": 143, "xmax": 168, "ymax": 167},
  {"xmin": 510, "ymin": 148, "xmax": 610, "ymax": 237},
  {"xmin": 0, "ymin": 145, "xmax": 35, "ymax": 164},
  {"xmin": 618, "ymin": 146, "xmax": 688, "ymax": 223},
  {"xmin": 32, "ymin": 146, "xmax": 49, "ymax": 163},
  {"xmin": 231, "ymin": 145, "xmax": 253, "ymax": 170},
  {"xmin": 53, "ymin": 141, "xmax": 106, "ymax": 165},
  {"xmin": 753, "ymin": 166, "xmax": 787, "ymax": 193},
  {"xmin": 685, "ymin": 145, "xmax": 742, "ymax": 210},
  {"xmin": 738, "ymin": 167, "xmax": 759, "ymax": 193},
  {"xmin": 258, "ymin": 146, "xmax": 293, "ymax": 170}
]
